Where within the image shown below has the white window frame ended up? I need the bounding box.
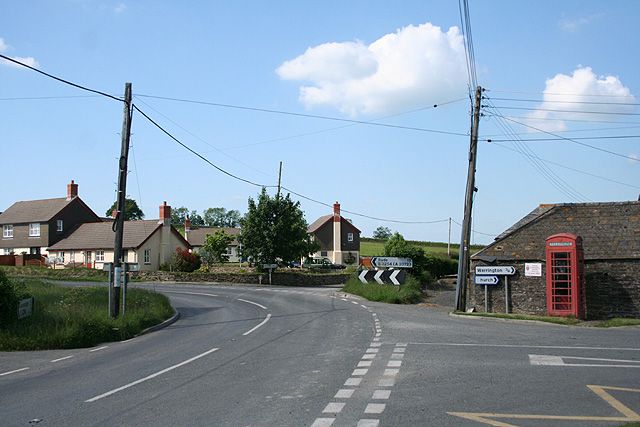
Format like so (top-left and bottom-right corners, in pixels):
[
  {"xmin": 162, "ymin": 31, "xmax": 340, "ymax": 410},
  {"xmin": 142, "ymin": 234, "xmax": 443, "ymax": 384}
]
[
  {"xmin": 59, "ymin": 251, "xmax": 65, "ymax": 264},
  {"xmin": 57, "ymin": 219, "xmax": 63, "ymax": 232},
  {"xmin": 29, "ymin": 223, "xmax": 40, "ymax": 237},
  {"xmin": 95, "ymin": 250, "xmax": 105, "ymax": 262},
  {"xmin": 69, "ymin": 251, "xmax": 75, "ymax": 262},
  {"xmin": 347, "ymin": 232, "xmax": 354, "ymax": 242},
  {"xmin": 4, "ymin": 248, "xmax": 14, "ymax": 255},
  {"xmin": 3, "ymin": 225, "xmax": 13, "ymax": 238},
  {"xmin": 144, "ymin": 249, "xmax": 151, "ymax": 264}
]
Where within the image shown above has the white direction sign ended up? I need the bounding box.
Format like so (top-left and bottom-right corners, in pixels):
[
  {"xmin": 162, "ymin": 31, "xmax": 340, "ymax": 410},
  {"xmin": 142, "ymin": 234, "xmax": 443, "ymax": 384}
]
[
  {"xmin": 371, "ymin": 257, "xmax": 413, "ymax": 268},
  {"xmin": 358, "ymin": 270, "xmax": 368, "ymax": 284},
  {"xmin": 374, "ymin": 270, "xmax": 385, "ymax": 284},
  {"xmin": 474, "ymin": 275, "xmax": 499, "ymax": 285},
  {"xmin": 389, "ymin": 270, "xmax": 402, "ymax": 285},
  {"xmin": 475, "ymin": 266, "xmax": 516, "ymax": 275}
]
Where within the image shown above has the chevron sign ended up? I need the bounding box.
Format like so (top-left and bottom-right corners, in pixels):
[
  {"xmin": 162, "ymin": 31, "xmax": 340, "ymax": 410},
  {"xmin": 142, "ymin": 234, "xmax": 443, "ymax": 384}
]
[{"xmin": 358, "ymin": 269, "xmax": 407, "ymax": 285}]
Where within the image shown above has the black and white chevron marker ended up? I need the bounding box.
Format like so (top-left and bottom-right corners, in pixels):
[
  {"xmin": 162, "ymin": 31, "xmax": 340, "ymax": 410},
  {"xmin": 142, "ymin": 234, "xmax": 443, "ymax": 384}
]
[{"xmin": 358, "ymin": 269, "xmax": 406, "ymax": 285}]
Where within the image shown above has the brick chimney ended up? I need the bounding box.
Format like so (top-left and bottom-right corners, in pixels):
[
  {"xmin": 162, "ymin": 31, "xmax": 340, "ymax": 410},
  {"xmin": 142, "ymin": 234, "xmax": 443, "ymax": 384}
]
[
  {"xmin": 159, "ymin": 201, "xmax": 171, "ymax": 225},
  {"xmin": 184, "ymin": 216, "xmax": 191, "ymax": 242},
  {"xmin": 332, "ymin": 201, "xmax": 342, "ymax": 264},
  {"xmin": 159, "ymin": 201, "xmax": 172, "ymax": 265},
  {"xmin": 66, "ymin": 180, "xmax": 78, "ymax": 201},
  {"xmin": 333, "ymin": 202, "xmax": 341, "ymax": 222}
]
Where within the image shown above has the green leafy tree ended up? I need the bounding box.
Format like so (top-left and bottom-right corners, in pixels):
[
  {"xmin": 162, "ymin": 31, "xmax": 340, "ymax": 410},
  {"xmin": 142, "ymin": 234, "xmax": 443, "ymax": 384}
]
[
  {"xmin": 239, "ymin": 188, "xmax": 317, "ymax": 268},
  {"xmin": 383, "ymin": 232, "xmax": 457, "ymax": 281},
  {"xmin": 373, "ymin": 226, "xmax": 392, "ymax": 240},
  {"xmin": 189, "ymin": 211, "xmax": 205, "ymax": 228},
  {"xmin": 204, "ymin": 207, "xmax": 242, "ymax": 227},
  {"xmin": 200, "ymin": 230, "xmax": 234, "ymax": 264},
  {"xmin": 106, "ymin": 198, "xmax": 144, "ymax": 221},
  {"xmin": 161, "ymin": 248, "xmax": 201, "ymax": 272},
  {"xmin": 171, "ymin": 207, "xmax": 189, "ymax": 227}
]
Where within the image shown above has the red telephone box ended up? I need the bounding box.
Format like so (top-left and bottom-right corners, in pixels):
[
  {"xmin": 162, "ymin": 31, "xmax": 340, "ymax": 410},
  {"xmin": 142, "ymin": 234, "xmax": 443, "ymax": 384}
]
[{"xmin": 545, "ymin": 233, "xmax": 584, "ymax": 318}]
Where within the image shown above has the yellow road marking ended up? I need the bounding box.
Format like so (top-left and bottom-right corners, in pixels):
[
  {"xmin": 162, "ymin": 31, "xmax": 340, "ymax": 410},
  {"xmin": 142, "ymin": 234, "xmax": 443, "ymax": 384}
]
[{"xmin": 448, "ymin": 384, "xmax": 640, "ymax": 426}]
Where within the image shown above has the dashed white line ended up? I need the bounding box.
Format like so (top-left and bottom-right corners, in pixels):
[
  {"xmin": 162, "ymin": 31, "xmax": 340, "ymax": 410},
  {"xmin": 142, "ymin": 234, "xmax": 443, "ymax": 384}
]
[
  {"xmin": 362, "ymin": 354, "xmax": 376, "ymax": 360},
  {"xmin": 351, "ymin": 301, "xmax": 359, "ymax": 305},
  {"xmin": 163, "ymin": 291, "xmax": 218, "ymax": 297},
  {"xmin": 372, "ymin": 390, "xmax": 391, "ymax": 399},
  {"xmin": 357, "ymin": 361, "xmax": 372, "ymax": 367},
  {"xmin": 323, "ymin": 402, "xmax": 345, "ymax": 413},
  {"xmin": 0, "ymin": 367, "xmax": 29, "ymax": 376},
  {"xmin": 85, "ymin": 347, "xmax": 219, "ymax": 402},
  {"xmin": 352, "ymin": 368, "xmax": 369, "ymax": 376},
  {"xmin": 242, "ymin": 313, "xmax": 272, "ymax": 336},
  {"xmin": 393, "ymin": 347, "xmax": 406, "ymax": 353},
  {"xmin": 378, "ymin": 378, "xmax": 395, "ymax": 387},
  {"xmin": 357, "ymin": 419, "xmax": 380, "ymax": 427},
  {"xmin": 370, "ymin": 342, "xmax": 381, "ymax": 347},
  {"xmin": 311, "ymin": 418, "xmax": 335, "ymax": 427},
  {"xmin": 237, "ymin": 298, "xmax": 267, "ymax": 310},
  {"xmin": 387, "ymin": 360, "xmax": 402, "ymax": 368},
  {"xmin": 383, "ymin": 368, "xmax": 399, "ymax": 377},
  {"xmin": 364, "ymin": 403, "xmax": 386, "ymax": 414},
  {"xmin": 390, "ymin": 353, "xmax": 404, "ymax": 360},
  {"xmin": 89, "ymin": 346, "xmax": 109, "ymax": 352},
  {"xmin": 345, "ymin": 378, "xmax": 362, "ymax": 386},
  {"xmin": 334, "ymin": 389, "xmax": 355, "ymax": 398},
  {"xmin": 50, "ymin": 355, "xmax": 73, "ymax": 363},
  {"xmin": 366, "ymin": 348, "xmax": 379, "ymax": 353}
]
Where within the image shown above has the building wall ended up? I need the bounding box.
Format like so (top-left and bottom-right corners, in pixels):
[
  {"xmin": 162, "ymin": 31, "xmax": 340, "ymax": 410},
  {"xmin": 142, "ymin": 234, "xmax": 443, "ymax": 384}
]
[
  {"xmin": 1, "ymin": 223, "xmax": 50, "ymax": 255},
  {"xmin": 46, "ymin": 199, "xmax": 100, "ymax": 247}
]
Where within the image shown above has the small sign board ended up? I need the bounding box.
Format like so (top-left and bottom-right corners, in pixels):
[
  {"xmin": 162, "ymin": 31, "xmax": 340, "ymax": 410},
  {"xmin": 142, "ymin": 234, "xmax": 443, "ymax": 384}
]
[
  {"xmin": 525, "ymin": 263, "xmax": 542, "ymax": 277},
  {"xmin": 371, "ymin": 257, "xmax": 413, "ymax": 269},
  {"xmin": 18, "ymin": 297, "xmax": 34, "ymax": 319},
  {"xmin": 263, "ymin": 264, "xmax": 277, "ymax": 270},
  {"xmin": 475, "ymin": 266, "xmax": 516, "ymax": 275},
  {"xmin": 474, "ymin": 275, "xmax": 499, "ymax": 285}
]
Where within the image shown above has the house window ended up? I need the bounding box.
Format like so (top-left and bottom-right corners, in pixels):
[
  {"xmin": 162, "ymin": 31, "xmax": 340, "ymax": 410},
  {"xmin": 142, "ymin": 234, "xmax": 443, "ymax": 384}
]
[
  {"xmin": 226, "ymin": 246, "xmax": 233, "ymax": 255},
  {"xmin": 3, "ymin": 225, "xmax": 13, "ymax": 238},
  {"xmin": 320, "ymin": 251, "xmax": 327, "ymax": 257},
  {"xmin": 347, "ymin": 232, "xmax": 354, "ymax": 242},
  {"xmin": 144, "ymin": 249, "xmax": 151, "ymax": 264},
  {"xmin": 96, "ymin": 250, "xmax": 105, "ymax": 262},
  {"xmin": 59, "ymin": 251, "xmax": 65, "ymax": 263},
  {"xmin": 4, "ymin": 248, "xmax": 14, "ymax": 255},
  {"xmin": 29, "ymin": 223, "xmax": 40, "ymax": 237},
  {"xmin": 69, "ymin": 251, "xmax": 75, "ymax": 262},
  {"xmin": 57, "ymin": 220, "xmax": 63, "ymax": 232}
]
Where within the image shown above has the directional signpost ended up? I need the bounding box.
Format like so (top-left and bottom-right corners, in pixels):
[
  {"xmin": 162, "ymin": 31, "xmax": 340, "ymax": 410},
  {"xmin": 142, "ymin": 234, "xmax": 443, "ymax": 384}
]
[
  {"xmin": 358, "ymin": 269, "xmax": 406, "ymax": 285},
  {"xmin": 475, "ymin": 265, "xmax": 516, "ymax": 314},
  {"xmin": 371, "ymin": 257, "xmax": 413, "ymax": 269}
]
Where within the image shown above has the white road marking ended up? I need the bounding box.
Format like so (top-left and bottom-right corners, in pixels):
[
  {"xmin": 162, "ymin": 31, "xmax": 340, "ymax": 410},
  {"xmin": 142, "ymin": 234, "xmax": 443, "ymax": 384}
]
[
  {"xmin": 390, "ymin": 353, "xmax": 404, "ymax": 360},
  {"xmin": 357, "ymin": 361, "xmax": 372, "ymax": 367},
  {"xmin": 372, "ymin": 390, "xmax": 391, "ymax": 399},
  {"xmin": 360, "ymin": 305, "xmax": 368, "ymax": 309},
  {"xmin": 0, "ymin": 367, "xmax": 29, "ymax": 376},
  {"xmin": 352, "ymin": 368, "xmax": 368, "ymax": 376},
  {"xmin": 242, "ymin": 313, "xmax": 272, "ymax": 336},
  {"xmin": 351, "ymin": 301, "xmax": 359, "ymax": 305},
  {"xmin": 163, "ymin": 291, "xmax": 218, "ymax": 297},
  {"xmin": 362, "ymin": 354, "xmax": 376, "ymax": 360},
  {"xmin": 370, "ymin": 342, "xmax": 381, "ymax": 347},
  {"xmin": 90, "ymin": 346, "xmax": 109, "ymax": 352},
  {"xmin": 372, "ymin": 338, "xmax": 380, "ymax": 342},
  {"xmin": 237, "ymin": 298, "xmax": 267, "ymax": 310},
  {"xmin": 341, "ymin": 298, "xmax": 349, "ymax": 302},
  {"xmin": 85, "ymin": 347, "xmax": 219, "ymax": 402},
  {"xmin": 323, "ymin": 402, "xmax": 345, "ymax": 413},
  {"xmin": 311, "ymin": 418, "xmax": 335, "ymax": 427},
  {"xmin": 383, "ymin": 368, "xmax": 399, "ymax": 377},
  {"xmin": 334, "ymin": 389, "xmax": 355, "ymax": 399},
  {"xmin": 345, "ymin": 378, "xmax": 362, "ymax": 386},
  {"xmin": 366, "ymin": 348, "xmax": 379, "ymax": 353},
  {"xmin": 396, "ymin": 343, "xmax": 407, "ymax": 347},
  {"xmin": 387, "ymin": 360, "xmax": 402, "ymax": 368},
  {"xmin": 411, "ymin": 342, "xmax": 640, "ymax": 351},
  {"xmin": 378, "ymin": 378, "xmax": 395, "ymax": 387},
  {"xmin": 357, "ymin": 420, "xmax": 379, "ymax": 427},
  {"xmin": 529, "ymin": 354, "xmax": 640, "ymax": 368},
  {"xmin": 50, "ymin": 355, "xmax": 73, "ymax": 363},
  {"xmin": 364, "ymin": 403, "xmax": 386, "ymax": 414},
  {"xmin": 393, "ymin": 348, "xmax": 406, "ymax": 353}
]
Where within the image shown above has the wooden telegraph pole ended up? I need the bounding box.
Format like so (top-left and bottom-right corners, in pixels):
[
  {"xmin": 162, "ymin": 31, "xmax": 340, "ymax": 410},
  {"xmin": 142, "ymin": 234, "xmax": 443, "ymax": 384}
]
[
  {"xmin": 455, "ymin": 86, "xmax": 482, "ymax": 312},
  {"xmin": 110, "ymin": 82, "xmax": 133, "ymax": 318}
]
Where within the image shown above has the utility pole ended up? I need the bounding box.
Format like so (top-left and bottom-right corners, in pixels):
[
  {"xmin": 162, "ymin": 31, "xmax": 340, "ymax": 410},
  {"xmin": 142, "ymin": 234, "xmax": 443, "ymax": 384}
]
[
  {"xmin": 110, "ymin": 82, "xmax": 133, "ymax": 318},
  {"xmin": 455, "ymin": 86, "xmax": 482, "ymax": 312},
  {"xmin": 447, "ymin": 217, "xmax": 452, "ymax": 257},
  {"xmin": 276, "ymin": 161, "xmax": 283, "ymax": 198}
]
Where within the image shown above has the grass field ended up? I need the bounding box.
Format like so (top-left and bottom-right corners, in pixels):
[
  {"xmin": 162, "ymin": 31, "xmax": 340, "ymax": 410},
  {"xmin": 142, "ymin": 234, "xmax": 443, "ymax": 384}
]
[
  {"xmin": 0, "ymin": 279, "xmax": 174, "ymax": 351},
  {"xmin": 360, "ymin": 238, "xmax": 484, "ymax": 258},
  {"xmin": 342, "ymin": 276, "xmax": 423, "ymax": 304}
]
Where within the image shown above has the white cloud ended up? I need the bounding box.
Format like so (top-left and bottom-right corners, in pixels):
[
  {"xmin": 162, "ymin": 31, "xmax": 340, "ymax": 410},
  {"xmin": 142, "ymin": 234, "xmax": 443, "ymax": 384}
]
[
  {"xmin": 522, "ymin": 67, "xmax": 636, "ymax": 132},
  {"xmin": 559, "ymin": 16, "xmax": 594, "ymax": 33},
  {"xmin": 0, "ymin": 37, "xmax": 39, "ymax": 68},
  {"xmin": 276, "ymin": 22, "xmax": 467, "ymax": 117},
  {"xmin": 114, "ymin": 3, "xmax": 127, "ymax": 13}
]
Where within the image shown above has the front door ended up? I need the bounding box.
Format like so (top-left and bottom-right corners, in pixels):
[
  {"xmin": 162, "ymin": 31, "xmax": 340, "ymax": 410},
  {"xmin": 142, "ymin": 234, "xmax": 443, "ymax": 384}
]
[{"xmin": 85, "ymin": 251, "xmax": 92, "ymax": 269}]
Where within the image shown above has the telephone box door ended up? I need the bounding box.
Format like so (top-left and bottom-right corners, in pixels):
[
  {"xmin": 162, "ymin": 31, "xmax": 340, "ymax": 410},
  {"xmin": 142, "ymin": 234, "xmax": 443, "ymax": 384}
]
[{"xmin": 545, "ymin": 233, "xmax": 583, "ymax": 318}]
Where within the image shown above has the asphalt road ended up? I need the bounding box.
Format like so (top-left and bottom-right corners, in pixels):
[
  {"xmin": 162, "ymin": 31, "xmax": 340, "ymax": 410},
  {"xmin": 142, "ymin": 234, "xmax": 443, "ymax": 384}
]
[{"xmin": 1, "ymin": 283, "xmax": 638, "ymax": 427}]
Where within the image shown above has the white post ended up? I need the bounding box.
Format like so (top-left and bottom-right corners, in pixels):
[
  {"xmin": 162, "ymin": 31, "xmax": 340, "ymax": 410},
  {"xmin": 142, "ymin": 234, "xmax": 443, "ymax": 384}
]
[{"xmin": 504, "ymin": 275, "xmax": 509, "ymax": 314}]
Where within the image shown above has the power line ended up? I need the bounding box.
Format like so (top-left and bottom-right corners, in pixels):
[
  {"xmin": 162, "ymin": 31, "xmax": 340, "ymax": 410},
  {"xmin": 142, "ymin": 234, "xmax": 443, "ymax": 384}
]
[
  {"xmin": 481, "ymin": 124, "xmax": 640, "ymax": 138},
  {"xmin": 497, "ymin": 115, "xmax": 640, "ymax": 162},
  {"xmin": 0, "ymin": 95, "xmax": 103, "ymax": 101},
  {"xmin": 486, "ymin": 135, "xmax": 640, "ymax": 143},
  {"xmin": 485, "ymin": 141, "xmax": 640, "ymax": 190},
  {"xmin": 486, "ymin": 89, "xmax": 637, "ymax": 98},
  {"xmin": 134, "ymin": 94, "xmax": 469, "ymax": 137},
  {"xmin": 450, "ymin": 218, "xmax": 495, "ymax": 237},
  {"xmin": 488, "ymin": 114, "xmax": 640, "ymax": 125},
  {"xmin": 132, "ymin": 104, "xmax": 275, "ymax": 188},
  {"xmin": 485, "ymin": 96, "xmax": 639, "ymax": 106},
  {"xmin": 488, "ymin": 105, "xmax": 640, "ymax": 116},
  {"xmin": 0, "ymin": 54, "xmax": 123, "ymax": 102}
]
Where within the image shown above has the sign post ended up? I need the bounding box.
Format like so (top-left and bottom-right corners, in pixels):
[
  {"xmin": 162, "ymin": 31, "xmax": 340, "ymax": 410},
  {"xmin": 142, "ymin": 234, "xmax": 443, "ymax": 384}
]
[
  {"xmin": 263, "ymin": 264, "xmax": 277, "ymax": 285},
  {"xmin": 475, "ymin": 265, "xmax": 516, "ymax": 314}
]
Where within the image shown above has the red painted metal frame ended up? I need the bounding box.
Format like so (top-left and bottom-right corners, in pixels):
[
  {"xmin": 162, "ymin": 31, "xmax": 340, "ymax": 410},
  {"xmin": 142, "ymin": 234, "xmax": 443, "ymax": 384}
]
[{"xmin": 545, "ymin": 233, "xmax": 583, "ymax": 318}]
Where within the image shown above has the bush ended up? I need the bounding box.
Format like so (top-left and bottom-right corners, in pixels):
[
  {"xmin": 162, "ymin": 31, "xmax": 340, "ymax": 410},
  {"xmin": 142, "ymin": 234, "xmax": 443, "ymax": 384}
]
[
  {"xmin": 384, "ymin": 233, "xmax": 457, "ymax": 280},
  {"xmin": 0, "ymin": 270, "xmax": 29, "ymax": 327},
  {"xmin": 164, "ymin": 248, "xmax": 201, "ymax": 272},
  {"xmin": 342, "ymin": 274, "xmax": 423, "ymax": 304}
]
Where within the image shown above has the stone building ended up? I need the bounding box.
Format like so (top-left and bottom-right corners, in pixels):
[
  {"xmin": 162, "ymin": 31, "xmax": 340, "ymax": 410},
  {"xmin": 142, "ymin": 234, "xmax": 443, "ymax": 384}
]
[{"xmin": 470, "ymin": 201, "xmax": 639, "ymax": 319}]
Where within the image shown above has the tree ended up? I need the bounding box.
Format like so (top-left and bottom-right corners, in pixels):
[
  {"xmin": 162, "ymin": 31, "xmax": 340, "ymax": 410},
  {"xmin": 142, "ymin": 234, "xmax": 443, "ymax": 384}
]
[
  {"xmin": 203, "ymin": 207, "xmax": 242, "ymax": 227},
  {"xmin": 200, "ymin": 230, "xmax": 234, "ymax": 264},
  {"xmin": 171, "ymin": 206, "xmax": 189, "ymax": 227},
  {"xmin": 106, "ymin": 198, "xmax": 144, "ymax": 221},
  {"xmin": 239, "ymin": 188, "xmax": 317, "ymax": 267},
  {"xmin": 161, "ymin": 248, "xmax": 201, "ymax": 272},
  {"xmin": 373, "ymin": 226, "xmax": 392, "ymax": 240}
]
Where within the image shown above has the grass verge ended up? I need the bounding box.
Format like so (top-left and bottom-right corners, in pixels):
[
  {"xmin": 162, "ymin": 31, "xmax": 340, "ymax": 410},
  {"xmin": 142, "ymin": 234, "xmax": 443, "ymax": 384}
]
[
  {"xmin": 0, "ymin": 279, "xmax": 174, "ymax": 351},
  {"xmin": 342, "ymin": 275, "xmax": 423, "ymax": 304},
  {"xmin": 455, "ymin": 312, "xmax": 640, "ymax": 327},
  {"xmin": 1, "ymin": 265, "xmax": 108, "ymax": 282}
]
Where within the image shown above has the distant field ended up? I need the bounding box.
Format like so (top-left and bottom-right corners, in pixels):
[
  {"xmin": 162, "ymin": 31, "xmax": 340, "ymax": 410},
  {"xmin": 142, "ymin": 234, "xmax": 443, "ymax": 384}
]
[{"xmin": 360, "ymin": 238, "xmax": 484, "ymax": 258}]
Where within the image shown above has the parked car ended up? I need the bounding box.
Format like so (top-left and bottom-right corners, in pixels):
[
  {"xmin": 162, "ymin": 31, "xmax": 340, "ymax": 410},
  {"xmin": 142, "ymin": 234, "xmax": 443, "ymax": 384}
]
[{"xmin": 303, "ymin": 257, "xmax": 346, "ymax": 269}]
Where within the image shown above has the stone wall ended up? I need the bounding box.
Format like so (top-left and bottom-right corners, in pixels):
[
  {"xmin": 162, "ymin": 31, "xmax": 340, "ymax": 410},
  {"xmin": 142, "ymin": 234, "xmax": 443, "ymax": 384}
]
[{"xmin": 134, "ymin": 270, "xmax": 351, "ymax": 286}]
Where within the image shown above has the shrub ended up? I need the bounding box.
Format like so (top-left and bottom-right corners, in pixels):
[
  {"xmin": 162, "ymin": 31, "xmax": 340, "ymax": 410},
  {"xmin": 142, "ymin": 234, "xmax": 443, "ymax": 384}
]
[
  {"xmin": 343, "ymin": 274, "xmax": 423, "ymax": 304},
  {"xmin": 0, "ymin": 270, "xmax": 29, "ymax": 326},
  {"xmin": 167, "ymin": 248, "xmax": 201, "ymax": 272}
]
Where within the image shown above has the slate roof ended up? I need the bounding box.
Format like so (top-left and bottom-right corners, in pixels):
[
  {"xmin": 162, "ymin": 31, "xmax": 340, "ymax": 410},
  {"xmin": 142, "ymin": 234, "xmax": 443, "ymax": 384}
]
[
  {"xmin": 186, "ymin": 227, "xmax": 241, "ymax": 247},
  {"xmin": 473, "ymin": 201, "xmax": 640, "ymax": 261},
  {"xmin": 0, "ymin": 198, "xmax": 73, "ymax": 224},
  {"xmin": 49, "ymin": 220, "xmax": 167, "ymax": 250},
  {"xmin": 307, "ymin": 215, "xmax": 361, "ymax": 233}
]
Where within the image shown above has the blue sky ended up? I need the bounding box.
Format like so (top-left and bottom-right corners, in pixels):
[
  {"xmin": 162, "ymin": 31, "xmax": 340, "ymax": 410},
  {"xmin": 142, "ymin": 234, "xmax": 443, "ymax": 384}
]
[{"xmin": 1, "ymin": 1, "xmax": 638, "ymax": 245}]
